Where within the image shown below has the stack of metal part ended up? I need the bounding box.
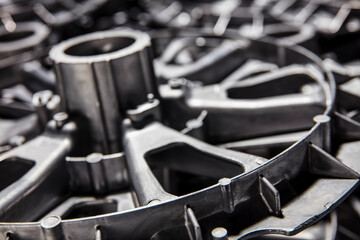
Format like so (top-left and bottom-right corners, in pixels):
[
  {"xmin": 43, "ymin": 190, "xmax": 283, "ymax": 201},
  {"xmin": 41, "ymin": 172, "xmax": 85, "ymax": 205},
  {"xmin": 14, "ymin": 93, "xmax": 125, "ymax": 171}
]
[{"xmin": 0, "ymin": 0, "xmax": 359, "ymax": 239}]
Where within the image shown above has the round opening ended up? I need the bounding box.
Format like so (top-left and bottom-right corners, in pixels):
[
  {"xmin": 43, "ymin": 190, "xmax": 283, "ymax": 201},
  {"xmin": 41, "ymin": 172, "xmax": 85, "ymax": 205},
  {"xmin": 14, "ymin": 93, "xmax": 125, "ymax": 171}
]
[
  {"xmin": 0, "ymin": 31, "xmax": 34, "ymax": 43},
  {"xmin": 64, "ymin": 37, "xmax": 135, "ymax": 56}
]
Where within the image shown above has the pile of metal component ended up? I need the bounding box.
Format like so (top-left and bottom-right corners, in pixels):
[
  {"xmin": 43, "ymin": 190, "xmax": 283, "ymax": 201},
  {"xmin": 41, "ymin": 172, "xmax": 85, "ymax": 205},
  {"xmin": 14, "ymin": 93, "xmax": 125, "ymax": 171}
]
[{"xmin": 0, "ymin": 0, "xmax": 360, "ymax": 239}]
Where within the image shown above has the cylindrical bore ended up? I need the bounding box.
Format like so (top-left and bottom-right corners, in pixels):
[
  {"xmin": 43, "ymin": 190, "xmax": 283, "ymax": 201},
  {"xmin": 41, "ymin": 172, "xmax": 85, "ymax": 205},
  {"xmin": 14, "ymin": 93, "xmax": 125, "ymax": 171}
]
[{"xmin": 50, "ymin": 28, "xmax": 156, "ymax": 153}]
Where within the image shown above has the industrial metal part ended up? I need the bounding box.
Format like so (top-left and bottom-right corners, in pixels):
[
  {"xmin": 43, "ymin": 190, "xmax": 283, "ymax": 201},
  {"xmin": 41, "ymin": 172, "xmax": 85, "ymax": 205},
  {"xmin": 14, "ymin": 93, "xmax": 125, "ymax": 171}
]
[
  {"xmin": 50, "ymin": 28, "xmax": 156, "ymax": 153},
  {"xmin": 0, "ymin": 1, "xmax": 359, "ymax": 240}
]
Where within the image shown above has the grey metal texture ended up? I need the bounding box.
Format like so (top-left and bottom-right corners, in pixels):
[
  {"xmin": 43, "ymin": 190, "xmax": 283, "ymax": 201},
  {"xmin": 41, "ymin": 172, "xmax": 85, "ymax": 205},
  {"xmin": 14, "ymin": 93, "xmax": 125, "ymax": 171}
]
[
  {"xmin": 0, "ymin": 0, "xmax": 107, "ymax": 29},
  {"xmin": 0, "ymin": 0, "xmax": 359, "ymax": 240},
  {"xmin": 50, "ymin": 28, "xmax": 156, "ymax": 153}
]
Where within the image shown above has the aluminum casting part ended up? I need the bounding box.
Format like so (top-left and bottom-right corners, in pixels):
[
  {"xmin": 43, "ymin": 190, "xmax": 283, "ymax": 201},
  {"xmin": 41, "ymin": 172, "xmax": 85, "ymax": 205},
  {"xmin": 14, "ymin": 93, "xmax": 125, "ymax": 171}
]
[
  {"xmin": 49, "ymin": 28, "xmax": 156, "ymax": 153},
  {"xmin": 122, "ymin": 120, "xmax": 263, "ymax": 206},
  {"xmin": 270, "ymin": 0, "xmax": 359, "ymax": 35},
  {"xmin": 115, "ymin": 96, "xmax": 357, "ymax": 240},
  {"xmin": 0, "ymin": 0, "xmax": 107, "ymax": 29},
  {"xmin": 0, "ymin": 119, "xmax": 76, "ymax": 222},
  {"xmin": 0, "ymin": 34, "xmax": 352, "ymax": 240},
  {"xmin": 20, "ymin": 61, "xmax": 57, "ymax": 93},
  {"xmin": 0, "ymin": 21, "xmax": 52, "ymax": 94},
  {"xmin": 262, "ymin": 24, "xmax": 316, "ymax": 49},
  {"xmin": 322, "ymin": 48, "xmax": 360, "ymax": 175},
  {"xmin": 0, "ymin": 21, "xmax": 50, "ymax": 75},
  {"xmin": 41, "ymin": 191, "xmax": 135, "ymax": 220},
  {"xmin": 0, "ymin": 1, "xmax": 359, "ymax": 239},
  {"xmin": 155, "ymin": 36, "xmax": 249, "ymax": 84},
  {"xmin": 212, "ymin": 227, "xmax": 228, "ymax": 240},
  {"xmin": 143, "ymin": 1, "xmax": 316, "ymax": 49},
  {"xmin": 32, "ymin": 90, "xmax": 55, "ymax": 127},
  {"xmin": 154, "ymin": 27, "xmax": 319, "ymax": 84},
  {"xmin": 239, "ymin": 23, "xmax": 316, "ymax": 48},
  {"xmin": 140, "ymin": 0, "xmax": 276, "ymax": 29},
  {"xmin": 0, "ymin": 114, "xmax": 38, "ymax": 146},
  {"xmin": 66, "ymin": 152, "xmax": 128, "ymax": 194},
  {"xmin": 269, "ymin": 0, "xmax": 360, "ymax": 67},
  {"xmin": 0, "ymin": 110, "xmax": 358, "ymax": 239},
  {"xmin": 0, "ymin": 89, "xmax": 42, "ymax": 148},
  {"xmin": 217, "ymin": 131, "xmax": 308, "ymax": 152},
  {"xmin": 0, "ymin": 21, "xmax": 49, "ymax": 57},
  {"xmin": 41, "ymin": 216, "xmax": 64, "ymax": 240},
  {"xmin": 157, "ymin": 33, "xmax": 333, "ymax": 143},
  {"xmin": 180, "ymin": 64, "xmax": 329, "ymax": 142},
  {"xmin": 253, "ymin": 210, "xmax": 338, "ymax": 240}
]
